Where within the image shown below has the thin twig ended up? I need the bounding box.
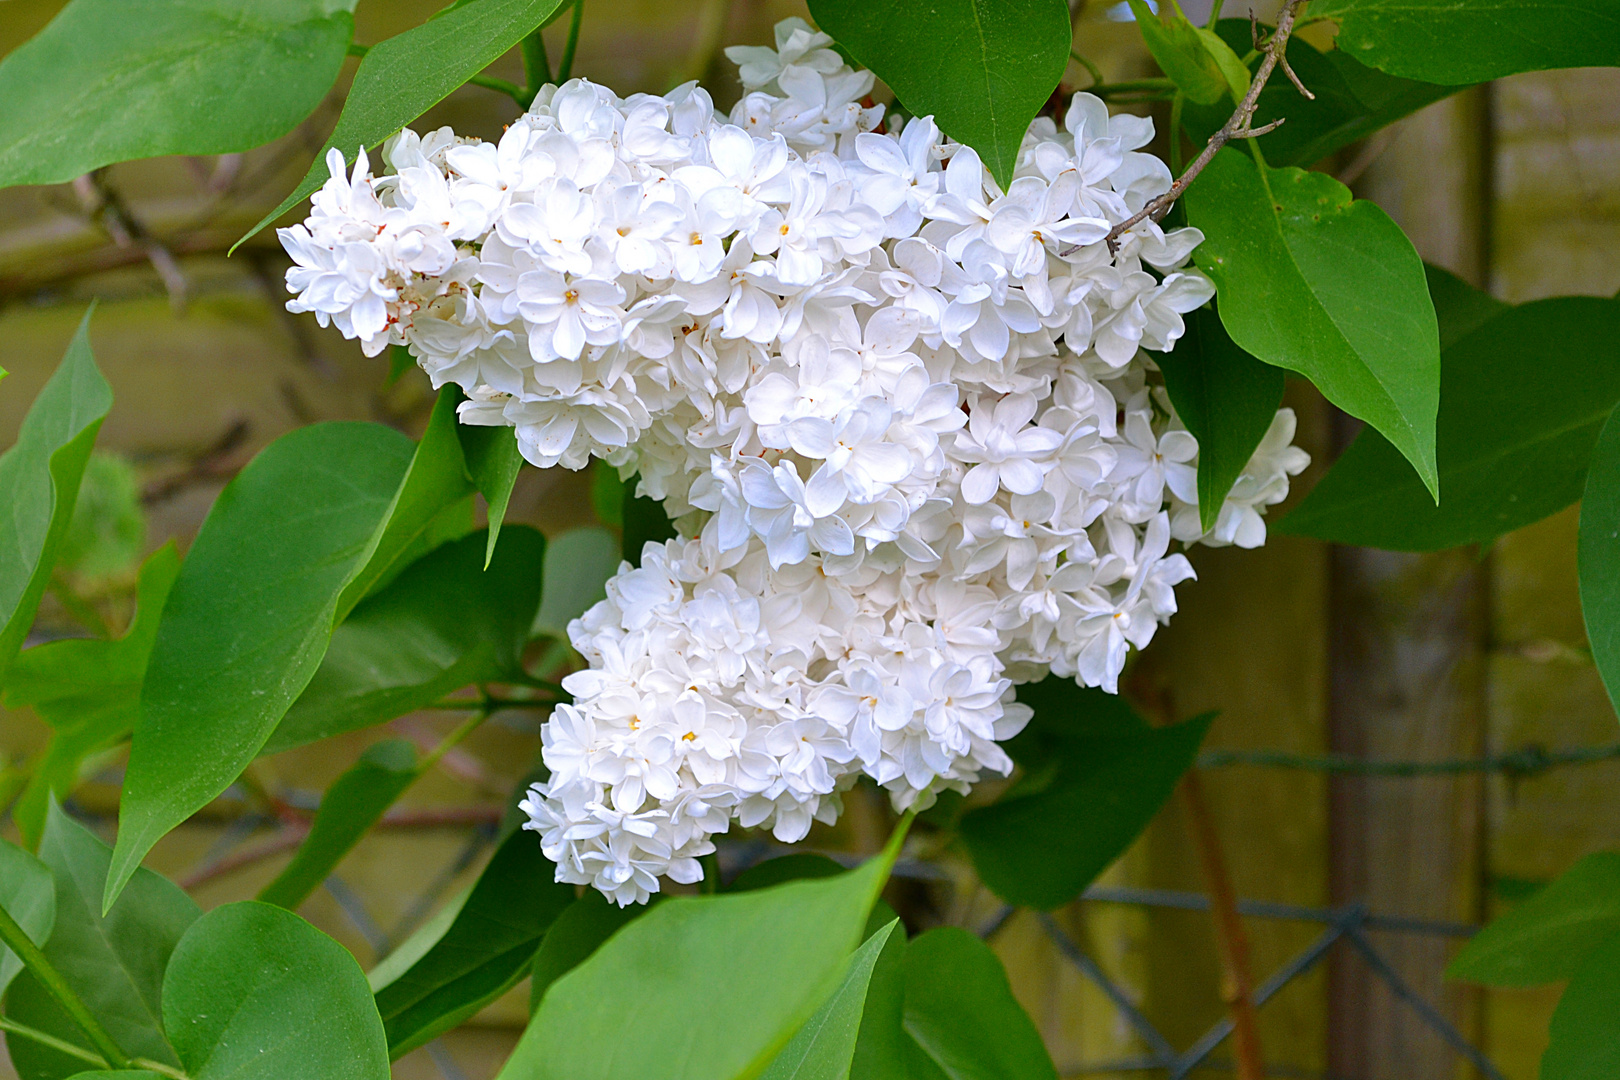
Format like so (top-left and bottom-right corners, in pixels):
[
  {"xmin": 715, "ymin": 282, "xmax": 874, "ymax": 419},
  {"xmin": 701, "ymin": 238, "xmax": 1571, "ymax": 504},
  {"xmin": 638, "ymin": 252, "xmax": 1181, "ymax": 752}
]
[
  {"xmin": 1099, "ymin": 0, "xmax": 1315, "ymax": 253},
  {"xmin": 557, "ymin": 0, "xmax": 584, "ymax": 83},
  {"xmin": 71, "ymin": 171, "xmax": 188, "ymax": 311}
]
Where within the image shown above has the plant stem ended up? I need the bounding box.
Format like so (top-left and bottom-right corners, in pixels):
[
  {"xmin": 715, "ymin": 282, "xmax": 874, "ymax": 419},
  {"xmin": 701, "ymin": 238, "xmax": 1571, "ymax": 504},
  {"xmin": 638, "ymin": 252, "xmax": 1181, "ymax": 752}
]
[
  {"xmin": 0, "ymin": 905, "xmax": 131, "ymax": 1069},
  {"xmin": 1169, "ymin": 92, "xmax": 1186, "ymax": 174},
  {"xmin": 1207, "ymin": 0, "xmax": 1226, "ymax": 26},
  {"xmin": 418, "ymin": 706, "xmax": 493, "ymax": 774},
  {"xmin": 522, "ymin": 28, "xmax": 553, "ymax": 98},
  {"xmin": 557, "ymin": 0, "xmax": 584, "ymax": 82},
  {"xmin": 699, "ymin": 851, "xmax": 721, "ymax": 894},
  {"xmin": 1069, "ymin": 49, "xmax": 1104, "ymax": 87},
  {"xmin": 0, "ymin": 1016, "xmax": 108, "ymax": 1071},
  {"xmin": 131, "ymin": 1058, "xmax": 191, "ymax": 1080}
]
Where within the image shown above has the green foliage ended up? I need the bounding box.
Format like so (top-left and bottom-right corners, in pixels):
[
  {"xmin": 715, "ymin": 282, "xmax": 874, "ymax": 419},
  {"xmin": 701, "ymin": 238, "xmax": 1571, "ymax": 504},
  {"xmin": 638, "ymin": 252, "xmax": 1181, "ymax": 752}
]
[
  {"xmin": 61, "ymin": 1073, "xmax": 162, "ymax": 1079},
  {"xmin": 621, "ymin": 479, "xmax": 679, "ymax": 565},
  {"xmin": 1180, "ymin": 20, "xmax": 1457, "ymax": 169},
  {"xmin": 162, "ymin": 902, "xmax": 389, "ymax": 1080},
  {"xmin": 806, "ymin": 0, "xmax": 1071, "ymax": 188},
  {"xmin": 0, "ymin": 0, "xmax": 356, "ymax": 188},
  {"xmin": 1185, "ymin": 148, "xmax": 1441, "ymax": 497},
  {"xmin": 1126, "ymin": 0, "xmax": 1247, "ymax": 105},
  {"xmin": 901, "ymin": 928, "xmax": 1057, "ymax": 1080},
  {"xmin": 531, "ymin": 526, "xmax": 619, "ymax": 640},
  {"xmin": 460, "ymin": 424, "xmax": 525, "ymax": 568},
  {"xmin": 502, "ymin": 838, "xmax": 903, "ymax": 1080},
  {"xmin": 1310, "ymin": 0, "xmax": 1620, "ymax": 85},
  {"xmin": 7, "ymin": 805, "xmax": 200, "ymax": 1080},
  {"xmin": 266, "ymin": 526, "xmax": 546, "ymax": 754},
  {"xmin": 760, "ymin": 922, "xmax": 899, "ymax": 1080},
  {"xmin": 1449, "ymin": 853, "xmax": 1620, "ymax": 986},
  {"xmin": 0, "ymin": 839, "xmax": 56, "ymax": 1000},
  {"xmin": 1281, "ymin": 294, "xmax": 1620, "ymax": 550},
  {"xmin": 528, "ymin": 893, "xmax": 645, "ymax": 1015},
  {"xmin": 244, "ymin": 0, "xmax": 569, "ymax": 246},
  {"xmin": 1153, "ymin": 305, "xmax": 1285, "ymax": 532},
  {"xmin": 4, "ymin": 545, "xmax": 179, "ymax": 846},
  {"xmin": 56, "ymin": 453, "xmax": 145, "ymax": 590},
  {"xmin": 256, "ymin": 739, "xmax": 420, "ymax": 911},
  {"xmin": 1542, "ymin": 932, "xmax": 1620, "ymax": 1080},
  {"xmin": 960, "ymin": 678, "xmax": 1211, "ymax": 909},
  {"xmin": 108, "ymin": 422, "xmax": 414, "ymax": 911},
  {"xmin": 375, "ymin": 825, "xmax": 575, "ymax": 1058},
  {"xmin": 1580, "ymin": 408, "xmax": 1620, "ymax": 720},
  {"xmin": 0, "ymin": 309, "xmax": 111, "ymax": 682}
]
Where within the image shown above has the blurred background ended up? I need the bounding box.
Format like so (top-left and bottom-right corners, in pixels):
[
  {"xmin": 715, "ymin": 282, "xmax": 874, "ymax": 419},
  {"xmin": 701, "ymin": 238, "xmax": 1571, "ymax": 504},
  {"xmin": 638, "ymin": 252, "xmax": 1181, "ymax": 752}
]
[{"xmin": 0, "ymin": 0, "xmax": 1616, "ymax": 1077}]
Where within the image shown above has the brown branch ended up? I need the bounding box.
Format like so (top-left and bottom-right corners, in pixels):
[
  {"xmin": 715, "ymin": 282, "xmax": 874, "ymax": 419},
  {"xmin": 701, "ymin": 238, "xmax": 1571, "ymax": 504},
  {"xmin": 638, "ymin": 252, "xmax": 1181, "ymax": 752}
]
[
  {"xmin": 1102, "ymin": 0, "xmax": 1315, "ymax": 253},
  {"xmin": 71, "ymin": 171, "xmax": 189, "ymax": 311}
]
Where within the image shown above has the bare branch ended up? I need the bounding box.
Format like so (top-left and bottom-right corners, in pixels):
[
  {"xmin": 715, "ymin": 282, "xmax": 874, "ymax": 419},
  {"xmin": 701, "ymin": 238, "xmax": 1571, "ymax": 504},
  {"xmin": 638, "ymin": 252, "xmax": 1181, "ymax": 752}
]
[
  {"xmin": 72, "ymin": 171, "xmax": 189, "ymax": 311},
  {"xmin": 1100, "ymin": 0, "xmax": 1313, "ymax": 253}
]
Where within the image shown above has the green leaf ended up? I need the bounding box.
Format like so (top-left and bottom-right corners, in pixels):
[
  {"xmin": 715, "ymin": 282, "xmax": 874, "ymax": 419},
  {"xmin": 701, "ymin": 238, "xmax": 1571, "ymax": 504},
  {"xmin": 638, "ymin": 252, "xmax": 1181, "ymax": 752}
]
[
  {"xmin": 266, "ymin": 526, "xmax": 545, "ymax": 755},
  {"xmin": 1180, "ymin": 20, "xmax": 1457, "ymax": 168},
  {"xmin": 622, "ymin": 482, "xmax": 677, "ymax": 566},
  {"xmin": 1580, "ymin": 407, "xmax": 1620, "ymax": 721},
  {"xmin": 257, "ymin": 739, "xmax": 419, "ymax": 911},
  {"xmin": 369, "ymin": 887, "xmax": 470, "ymax": 994},
  {"xmin": 1185, "ymin": 148, "xmax": 1440, "ymax": 497},
  {"xmin": 1153, "ymin": 305, "xmax": 1285, "ymax": 532},
  {"xmin": 502, "ymin": 836, "xmax": 905, "ymax": 1080},
  {"xmin": 0, "ymin": 0, "xmax": 355, "ymax": 189},
  {"xmin": 728, "ymin": 854, "xmax": 849, "ymax": 893},
  {"xmin": 760, "ymin": 922, "xmax": 899, "ymax": 1080},
  {"xmin": 56, "ymin": 453, "xmax": 145, "ymax": 590},
  {"xmin": 0, "ymin": 838, "xmax": 55, "ymax": 1000},
  {"xmin": 901, "ymin": 928, "xmax": 1058, "ymax": 1080},
  {"xmin": 6, "ymin": 805, "xmax": 200, "ymax": 1080},
  {"xmin": 528, "ymin": 893, "xmax": 645, "ymax": 1016},
  {"xmin": 1126, "ymin": 0, "xmax": 1244, "ymax": 105},
  {"xmin": 338, "ymin": 387, "xmax": 479, "ymax": 622},
  {"xmin": 1542, "ymin": 932, "xmax": 1620, "ymax": 1080},
  {"xmin": 847, "ymin": 917, "xmax": 907, "ymax": 1080},
  {"xmin": 1281, "ymin": 296, "xmax": 1620, "ymax": 550},
  {"xmin": 241, "ymin": 0, "xmax": 568, "ymax": 247},
  {"xmin": 1422, "ymin": 263, "xmax": 1508, "ymax": 350},
  {"xmin": 460, "ymin": 424, "xmax": 524, "ymax": 568},
  {"xmin": 162, "ymin": 902, "xmax": 389, "ymax": 1080},
  {"xmin": 4, "ymin": 544, "xmax": 180, "ymax": 847},
  {"xmin": 1448, "ymin": 853, "xmax": 1620, "ymax": 986},
  {"xmin": 108, "ymin": 422, "xmax": 414, "ymax": 912},
  {"xmin": 0, "ymin": 308, "xmax": 111, "ymax": 682},
  {"xmin": 806, "ymin": 0, "xmax": 1072, "ymax": 188},
  {"xmin": 531, "ymin": 527, "xmax": 620, "ymax": 640},
  {"xmin": 1310, "ymin": 0, "xmax": 1620, "ymax": 85},
  {"xmin": 959, "ymin": 678, "xmax": 1211, "ymax": 909},
  {"xmin": 62, "ymin": 1073, "xmax": 163, "ymax": 1079},
  {"xmin": 376, "ymin": 825, "xmax": 575, "ymax": 1058}
]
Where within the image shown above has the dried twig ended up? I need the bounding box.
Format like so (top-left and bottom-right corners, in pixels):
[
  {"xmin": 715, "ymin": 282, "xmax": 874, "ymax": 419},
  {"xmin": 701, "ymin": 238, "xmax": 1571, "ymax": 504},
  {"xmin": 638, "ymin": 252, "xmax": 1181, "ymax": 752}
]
[
  {"xmin": 1101, "ymin": 0, "xmax": 1315, "ymax": 253},
  {"xmin": 71, "ymin": 171, "xmax": 189, "ymax": 311}
]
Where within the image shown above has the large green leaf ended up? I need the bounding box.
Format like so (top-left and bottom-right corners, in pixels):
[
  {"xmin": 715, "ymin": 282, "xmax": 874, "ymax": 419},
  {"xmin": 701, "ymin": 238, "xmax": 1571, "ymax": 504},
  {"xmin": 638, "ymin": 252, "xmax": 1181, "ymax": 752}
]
[
  {"xmin": 376, "ymin": 826, "xmax": 574, "ymax": 1058},
  {"xmin": 847, "ymin": 918, "xmax": 908, "ymax": 1080},
  {"xmin": 1421, "ymin": 263, "xmax": 1508, "ymax": 350},
  {"xmin": 3, "ymin": 545, "xmax": 180, "ymax": 847},
  {"xmin": 62, "ymin": 1073, "xmax": 163, "ymax": 1079},
  {"xmin": 0, "ymin": 0, "xmax": 355, "ymax": 188},
  {"xmin": 0, "ymin": 839, "xmax": 55, "ymax": 1001},
  {"xmin": 266, "ymin": 526, "xmax": 546, "ymax": 755},
  {"xmin": 902, "ymin": 928, "xmax": 1057, "ymax": 1080},
  {"xmin": 337, "ymin": 387, "xmax": 478, "ymax": 622},
  {"xmin": 1180, "ymin": 20, "xmax": 1457, "ymax": 168},
  {"xmin": 1154, "ymin": 305, "xmax": 1285, "ymax": 532},
  {"xmin": 1448, "ymin": 853, "xmax": 1620, "ymax": 986},
  {"xmin": 1281, "ymin": 296, "xmax": 1620, "ymax": 551},
  {"xmin": 760, "ymin": 923, "xmax": 899, "ymax": 1080},
  {"xmin": 959, "ymin": 678, "xmax": 1211, "ymax": 909},
  {"xmin": 1184, "ymin": 148, "xmax": 1441, "ymax": 498},
  {"xmin": 242, "ymin": 0, "xmax": 568, "ymax": 246},
  {"xmin": 1542, "ymin": 932, "xmax": 1620, "ymax": 1080},
  {"xmin": 162, "ymin": 902, "xmax": 389, "ymax": 1080},
  {"xmin": 531, "ymin": 527, "xmax": 620, "ymax": 640},
  {"xmin": 1310, "ymin": 0, "xmax": 1620, "ymax": 85},
  {"xmin": 528, "ymin": 893, "xmax": 644, "ymax": 1016},
  {"xmin": 500, "ymin": 836, "xmax": 904, "ymax": 1080},
  {"xmin": 0, "ymin": 309, "xmax": 112, "ymax": 682},
  {"xmin": 806, "ymin": 0, "xmax": 1071, "ymax": 188},
  {"xmin": 257, "ymin": 740, "xmax": 420, "ymax": 911},
  {"xmin": 108, "ymin": 422, "xmax": 414, "ymax": 911},
  {"xmin": 1579, "ymin": 407, "xmax": 1620, "ymax": 720},
  {"xmin": 6, "ymin": 805, "xmax": 200, "ymax": 1080}
]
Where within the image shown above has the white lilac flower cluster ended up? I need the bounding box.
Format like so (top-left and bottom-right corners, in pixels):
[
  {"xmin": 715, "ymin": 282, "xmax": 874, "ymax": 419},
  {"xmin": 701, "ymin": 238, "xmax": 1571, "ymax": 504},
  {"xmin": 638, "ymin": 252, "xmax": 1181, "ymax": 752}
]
[{"xmin": 279, "ymin": 18, "xmax": 1309, "ymax": 905}]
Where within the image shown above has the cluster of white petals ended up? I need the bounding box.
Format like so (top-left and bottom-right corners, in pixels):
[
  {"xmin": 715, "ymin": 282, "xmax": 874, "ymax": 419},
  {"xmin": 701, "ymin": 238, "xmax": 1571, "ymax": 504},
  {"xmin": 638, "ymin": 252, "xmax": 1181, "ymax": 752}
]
[{"xmin": 281, "ymin": 18, "xmax": 1309, "ymax": 906}]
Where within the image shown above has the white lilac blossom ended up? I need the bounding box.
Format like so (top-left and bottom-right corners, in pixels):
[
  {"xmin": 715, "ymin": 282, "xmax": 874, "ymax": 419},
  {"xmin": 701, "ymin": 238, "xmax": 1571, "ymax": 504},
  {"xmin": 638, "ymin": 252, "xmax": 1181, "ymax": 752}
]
[{"xmin": 279, "ymin": 18, "xmax": 1310, "ymax": 906}]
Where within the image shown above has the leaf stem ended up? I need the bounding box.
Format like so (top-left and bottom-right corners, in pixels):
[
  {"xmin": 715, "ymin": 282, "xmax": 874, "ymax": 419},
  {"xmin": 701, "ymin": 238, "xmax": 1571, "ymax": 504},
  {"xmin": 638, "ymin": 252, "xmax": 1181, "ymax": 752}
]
[
  {"xmin": 1170, "ymin": 92, "xmax": 1186, "ymax": 174},
  {"xmin": 1207, "ymin": 0, "xmax": 1226, "ymax": 27},
  {"xmin": 0, "ymin": 1015, "xmax": 108, "ymax": 1071},
  {"xmin": 557, "ymin": 0, "xmax": 584, "ymax": 83},
  {"xmin": 0, "ymin": 905, "xmax": 131, "ymax": 1069},
  {"xmin": 131, "ymin": 1057, "xmax": 192, "ymax": 1080},
  {"xmin": 1069, "ymin": 49, "xmax": 1104, "ymax": 87},
  {"xmin": 418, "ymin": 705, "xmax": 494, "ymax": 774},
  {"xmin": 522, "ymin": 28, "xmax": 553, "ymax": 101}
]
